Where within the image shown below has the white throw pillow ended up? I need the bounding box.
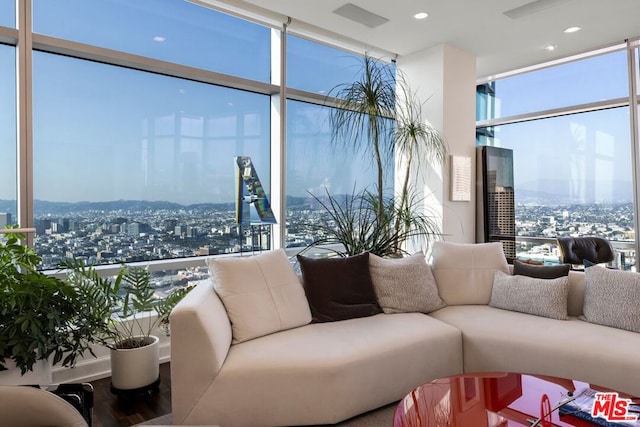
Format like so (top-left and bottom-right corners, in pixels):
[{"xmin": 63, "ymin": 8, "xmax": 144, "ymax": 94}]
[
  {"xmin": 369, "ymin": 253, "xmax": 446, "ymax": 314},
  {"xmin": 582, "ymin": 266, "xmax": 640, "ymax": 333},
  {"xmin": 489, "ymin": 271, "xmax": 569, "ymax": 320},
  {"xmin": 207, "ymin": 249, "xmax": 312, "ymax": 343},
  {"xmin": 431, "ymin": 242, "xmax": 510, "ymax": 305}
]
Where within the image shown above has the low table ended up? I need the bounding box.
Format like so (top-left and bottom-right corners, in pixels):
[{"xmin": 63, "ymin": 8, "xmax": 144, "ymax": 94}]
[{"xmin": 393, "ymin": 372, "xmax": 640, "ymax": 426}]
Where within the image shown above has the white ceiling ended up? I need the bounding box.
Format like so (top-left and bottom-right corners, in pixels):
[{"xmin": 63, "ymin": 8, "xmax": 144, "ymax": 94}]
[{"xmin": 240, "ymin": 0, "xmax": 640, "ymax": 78}]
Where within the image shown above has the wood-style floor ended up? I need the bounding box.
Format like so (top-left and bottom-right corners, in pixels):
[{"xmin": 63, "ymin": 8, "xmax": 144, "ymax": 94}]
[{"xmin": 90, "ymin": 362, "xmax": 171, "ymax": 427}]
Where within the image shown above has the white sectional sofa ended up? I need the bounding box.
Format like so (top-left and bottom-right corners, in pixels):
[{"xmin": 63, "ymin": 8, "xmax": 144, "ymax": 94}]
[{"xmin": 170, "ymin": 242, "xmax": 640, "ymax": 426}]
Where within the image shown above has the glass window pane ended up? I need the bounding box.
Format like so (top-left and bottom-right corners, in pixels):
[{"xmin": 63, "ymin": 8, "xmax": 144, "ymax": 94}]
[
  {"xmin": 478, "ymin": 107, "xmax": 634, "ymax": 269},
  {"xmin": 0, "ymin": 45, "xmax": 16, "ymax": 227},
  {"xmin": 0, "ymin": 0, "xmax": 14, "ymax": 28},
  {"xmin": 287, "ymin": 35, "xmax": 368, "ymax": 95},
  {"xmin": 33, "ymin": 52, "xmax": 270, "ymax": 269},
  {"xmin": 32, "ymin": 0, "xmax": 270, "ymax": 82},
  {"xmin": 478, "ymin": 50, "xmax": 629, "ymax": 120},
  {"xmin": 285, "ymin": 100, "xmax": 391, "ymax": 249}
]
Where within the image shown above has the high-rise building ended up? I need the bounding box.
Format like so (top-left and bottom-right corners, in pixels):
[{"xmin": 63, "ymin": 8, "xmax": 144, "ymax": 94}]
[
  {"xmin": 487, "ymin": 186, "xmax": 516, "ymax": 259},
  {"xmin": 477, "ymin": 146, "xmax": 516, "ymax": 260},
  {"xmin": 0, "ymin": 213, "xmax": 12, "ymax": 229}
]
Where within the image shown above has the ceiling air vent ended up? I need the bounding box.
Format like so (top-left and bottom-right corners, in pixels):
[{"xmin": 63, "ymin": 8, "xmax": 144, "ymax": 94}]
[
  {"xmin": 332, "ymin": 3, "xmax": 389, "ymax": 29},
  {"xmin": 503, "ymin": 0, "xmax": 571, "ymax": 19}
]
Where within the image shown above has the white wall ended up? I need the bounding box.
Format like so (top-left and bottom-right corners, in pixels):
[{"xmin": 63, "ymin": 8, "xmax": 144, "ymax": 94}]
[{"xmin": 397, "ymin": 44, "xmax": 477, "ymax": 243}]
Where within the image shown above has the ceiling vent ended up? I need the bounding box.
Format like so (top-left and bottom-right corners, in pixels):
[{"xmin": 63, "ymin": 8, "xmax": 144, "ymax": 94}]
[
  {"xmin": 503, "ymin": 0, "xmax": 571, "ymax": 19},
  {"xmin": 332, "ymin": 3, "xmax": 389, "ymax": 29}
]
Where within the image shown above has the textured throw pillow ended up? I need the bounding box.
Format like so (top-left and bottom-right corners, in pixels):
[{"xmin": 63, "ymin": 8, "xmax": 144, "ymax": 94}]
[
  {"xmin": 513, "ymin": 259, "xmax": 571, "ymax": 279},
  {"xmin": 581, "ymin": 266, "xmax": 640, "ymax": 333},
  {"xmin": 207, "ymin": 249, "xmax": 312, "ymax": 344},
  {"xmin": 369, "ymin": 253, "xmax": 446, "ymax": 314},
  {"xmin": 431, "ymin": 242, "xmax": 510, "ymax": 305},
  {"xmin": 489, "ymin": 271, "xmax": 569, "ymax": 320},
  {"xmin": 297, "ymin": 252, "xmax": 382, "ymax": 323}
]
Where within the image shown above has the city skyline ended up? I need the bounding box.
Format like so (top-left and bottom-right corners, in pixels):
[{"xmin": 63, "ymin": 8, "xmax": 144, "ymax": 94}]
[{"xmin": 0, "ymin": 198, "xmax": 634, "ymax": 272}]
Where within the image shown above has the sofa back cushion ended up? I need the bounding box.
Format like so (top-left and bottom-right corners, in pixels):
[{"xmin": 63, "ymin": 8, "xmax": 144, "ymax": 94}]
[
  {"xmin": 369, "ymin": 253, "xmax": 446, "ymax": 314},
  {"xmin": 567, "ymin": 270, "xmax": 586, "ymax": 317},
  {"xmin": 297, "ymin": 252, "xmax": 382, "ymax": 323},
  {"xmin": 431, "ymin": 242, "xmax": 509, "ymax": 305},
  {"xmin": 207, "ymin": 249, "xmax": 312, "ymax": 344}
]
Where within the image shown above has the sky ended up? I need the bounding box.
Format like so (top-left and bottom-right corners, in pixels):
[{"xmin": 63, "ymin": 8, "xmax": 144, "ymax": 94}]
[{"xmin": 0, "ymin": 0, "xmax": 638, "ymax": 206}]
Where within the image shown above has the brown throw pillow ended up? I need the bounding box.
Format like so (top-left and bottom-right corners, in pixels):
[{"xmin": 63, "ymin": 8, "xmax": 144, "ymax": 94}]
[
  {"xmin": 297, "ymin": 252, "xmax": 382, "ymax": 323},
  {"xmin": 513, "ymin": 259, "xmax": 570, "ymax": 279}
]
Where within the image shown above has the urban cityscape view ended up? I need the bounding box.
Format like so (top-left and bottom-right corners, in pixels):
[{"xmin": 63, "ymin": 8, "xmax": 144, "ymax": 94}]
[{"xmin": 0, "ymin": 197, "xmax": 636, "ymax": 294}]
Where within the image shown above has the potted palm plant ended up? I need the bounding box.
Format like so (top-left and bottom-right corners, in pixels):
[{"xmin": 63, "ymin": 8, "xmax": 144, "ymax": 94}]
[
  {"xmin": 63, "ymin": 259, "xmax": 192, "ymax": 393},
  {"xmin": 0, "ymin": 228, "xmax": 98, "ymax": 384},
  {"xmin": 309, "ymin": 53, "xmax": 447, "ymax": 257}
]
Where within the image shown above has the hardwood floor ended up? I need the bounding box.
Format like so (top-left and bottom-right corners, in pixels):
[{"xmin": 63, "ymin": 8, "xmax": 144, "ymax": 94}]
[{"xmin": 90, "ymin": 362, "xmax": 172, "ymax": 427}]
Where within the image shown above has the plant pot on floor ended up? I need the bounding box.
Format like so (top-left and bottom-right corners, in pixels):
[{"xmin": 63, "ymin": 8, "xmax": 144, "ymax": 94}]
[{"xmin": 110, "ymin": 335, "xmax": 160, "ymax": 394}]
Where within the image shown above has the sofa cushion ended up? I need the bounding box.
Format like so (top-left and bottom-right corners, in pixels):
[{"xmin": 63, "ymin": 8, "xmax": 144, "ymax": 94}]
[
  {"xmin": 207, "ymin": 249, "xmax": 311, "ymax": 344},
  {"xmin": 513, "ymin": 259, "xmax": 570, "ymax": 279},
  {"xmin": 297, "ymin": 252, "xmax": 382, "ymax": 323},
  {"xmin": 431, "ymin": 242, "xmax": 510, "ymax": 305},
  {"xmin": 489, "ymin": 270, "xmax": 569, "ymax": 320},
  {"xmin": 429, "ymin": 305, "xmax": 640, "ymax": 398},
  {"xmin": 369, "ymin": 253, "xmax": 445, "ymax": 314},
  {"xmin": 192, "ymin": 313, "xmax": 463, "ymax": 426},
  {"xmin": 581, "ymin": 266, "xmax": 640, "ymax": 333}
]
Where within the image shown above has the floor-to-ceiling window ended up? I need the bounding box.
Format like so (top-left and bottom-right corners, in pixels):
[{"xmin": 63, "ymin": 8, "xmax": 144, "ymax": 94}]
[
  {"xmin": 285, "ymin": 36, "xmax": 390, "ymax": 252},
  {"xmin": 32, "ymin": 0, "xmax": 270, "ymax": 82},
  {"xmin": 477, "ymin": 47, "xmax": 639, "ymax": 270},
  {"xmin": 0, "ymin": 44, "xmax": 16, "ymax": 228},
  {"xmin": 0, "ymin": 0, "xmax": 14, "ymax": 28},
  {"xmin": 2, "ymin": 0, "xmax": 387, "ymax": 283},
  {"xmin": 32, "ymin": 53, "xmax": 270, "ymax": 268}
]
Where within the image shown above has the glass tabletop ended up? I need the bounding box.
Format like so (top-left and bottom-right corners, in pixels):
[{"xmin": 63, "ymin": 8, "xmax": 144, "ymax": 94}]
[{"xmin": 393, "ymin": 372, "xmax": 640, "ymax": 427}]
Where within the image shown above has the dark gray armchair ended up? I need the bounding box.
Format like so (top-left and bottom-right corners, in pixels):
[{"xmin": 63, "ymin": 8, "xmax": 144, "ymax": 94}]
[{"xmin": 556, "ymin": 236, "xmax": 615, "ymax": 266}]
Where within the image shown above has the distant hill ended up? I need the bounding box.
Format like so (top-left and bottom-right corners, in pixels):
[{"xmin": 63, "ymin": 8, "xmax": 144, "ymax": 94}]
[
  {"xmin": 0, "ymin": 199, "xmax": 236, "ymax": 216},
  {"xmin": 516, "ymin": 179, "xmax": 633, "ymax": 205},
  {"xmin": 0, "ymin": 183, "xmax": 633, "ymax": 218}
]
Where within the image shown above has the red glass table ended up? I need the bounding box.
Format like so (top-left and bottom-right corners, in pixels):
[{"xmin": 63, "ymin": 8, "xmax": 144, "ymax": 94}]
[{"xmin": 393, "ymin": 372, "xmax": 640, "ymax": 426}]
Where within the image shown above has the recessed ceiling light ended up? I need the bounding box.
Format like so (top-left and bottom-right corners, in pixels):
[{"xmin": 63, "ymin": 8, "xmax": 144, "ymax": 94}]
[
  {"xmin": 544, "ymin": 44, "xmax": 557, "ymax": 51},
  {"xmin": 414, "ymin": 12, "xmax": 429, "ymax": 20},
  {"xmin": 563, "ymin": 26, "xmax": 581, "ymax": 33}
]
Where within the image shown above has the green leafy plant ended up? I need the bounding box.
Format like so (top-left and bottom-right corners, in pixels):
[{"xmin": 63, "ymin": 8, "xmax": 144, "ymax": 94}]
[
  {"xmin": 303, "ymin": 188, "xmax": 440, "ymax": 258},
  {"xmin": 0, "ymin": 228, "xmax": 98, "ymax": 374},
  {"xmin": 315, "ymin": 53, "xmax": 447, "ymax": 256},
  {"xmin": 328, "ymin": 54, "xmax": 396, "ymax": 221},
  {"xmin": 63, "ymin": 259, "xmax": 193, "ymax": 350}
]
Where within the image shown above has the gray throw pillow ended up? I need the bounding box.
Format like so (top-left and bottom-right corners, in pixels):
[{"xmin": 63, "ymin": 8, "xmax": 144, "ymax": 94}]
[
  {"xmin": 581, "ymin": 266, "xmax": 640, "ymax": 333},
  {"xmin": 369, "ymin": 253, "xmax": 446, "ymax": 314},
  {"xmin": 489, "ymin": 271, "xmax": 569, "ymax": 320}
]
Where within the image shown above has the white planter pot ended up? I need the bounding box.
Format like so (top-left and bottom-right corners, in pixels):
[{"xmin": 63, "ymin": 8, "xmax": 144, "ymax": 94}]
[
  {"xmin": 0, "ymin": 359, "xmax": 52, "ymax": 386},
  {"xmin": 110, "ymin": 335, "xmax": 159, "ymax": 391}
]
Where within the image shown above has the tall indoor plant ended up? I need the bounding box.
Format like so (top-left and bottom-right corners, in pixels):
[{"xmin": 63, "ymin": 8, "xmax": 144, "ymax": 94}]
[
  {"xmin": 0, "ymin": 228, "xmax": 98, "ymax": 382},
  {"xmin": 63, "ymin": 259, "xmax": 192, "ymax": 392},
  {"xmin": 312, "ymin": 53, "xmax": 447, "ymax": 256}
]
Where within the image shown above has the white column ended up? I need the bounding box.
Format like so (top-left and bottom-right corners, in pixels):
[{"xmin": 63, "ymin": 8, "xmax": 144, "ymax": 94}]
[
  {"xmin": 270, "ymin": 27, "xmax": 286, "ymax": 249},
  {"xmin": 397, "ymin": 44, "xmax": 477, "ymax": 243}
]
